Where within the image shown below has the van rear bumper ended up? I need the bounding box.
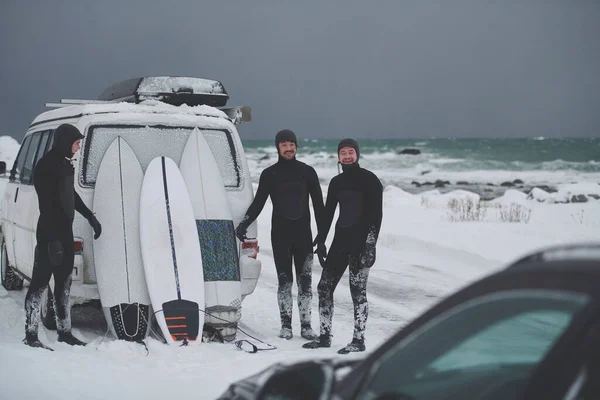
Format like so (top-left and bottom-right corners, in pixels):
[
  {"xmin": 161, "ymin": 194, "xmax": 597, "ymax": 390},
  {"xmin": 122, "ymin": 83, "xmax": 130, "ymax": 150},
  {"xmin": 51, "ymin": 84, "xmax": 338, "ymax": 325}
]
[
  {"xmin": 240, "ymin": 257, "xmax": 262, "ymax": 300},
  {"xmin": 69, "ymin": 283, "xmax": 100, "ymax": 305}
]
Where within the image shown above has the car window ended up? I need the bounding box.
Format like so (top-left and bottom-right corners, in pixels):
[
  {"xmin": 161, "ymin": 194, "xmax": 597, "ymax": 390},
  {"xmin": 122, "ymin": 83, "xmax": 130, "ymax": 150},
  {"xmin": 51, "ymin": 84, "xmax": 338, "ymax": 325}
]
[
  {"xmin": 202, "ymin": 129, "xmax": 241, "ymax": 188},
  {"xmin": 82, "ymin": 126, "xmax": 242, "ymax": 188},
  {"xmin": 9, "ymin": 135, "xmax": 32, "ymax": 182},
  {"xmin": 358, "ymin": 290, "xmax": 589, "ymax": 400},
  {"xmin": 36, "ymin": 131, "xmax": 51, "ymax": 159},
  {"xmin": 30, "ymin": 131, "xmax": 52, "ymax": 183},
  {"xmin": 20, "ymin": 132, "xmax": 43, "ymax": 184}
]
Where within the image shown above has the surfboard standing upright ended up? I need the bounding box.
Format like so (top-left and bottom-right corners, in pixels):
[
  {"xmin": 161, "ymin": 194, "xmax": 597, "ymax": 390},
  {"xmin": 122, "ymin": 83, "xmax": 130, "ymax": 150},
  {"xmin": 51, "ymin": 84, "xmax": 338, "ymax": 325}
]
[
  {"xmin": 93, "ymin": 137, "xmax": 152, "ymax": 342},
  {"xmin": 140, "ymin": 156, "xmax": 205, "ymax": 345},
  {"xmin": 180, "ymin": 128, "xmax": 242, "ymax": 341}
]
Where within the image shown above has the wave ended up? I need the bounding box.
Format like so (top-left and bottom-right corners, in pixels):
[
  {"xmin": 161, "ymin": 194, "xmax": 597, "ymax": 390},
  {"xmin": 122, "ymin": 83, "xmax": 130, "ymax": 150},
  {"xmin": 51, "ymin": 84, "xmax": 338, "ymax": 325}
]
[
  {"xmin": 241, "ymin": 138, "xmax": 600, "ymax": 190},
  {"xmin": 244, "ymin": 148, "xmax": 600, "ymax": 173}
]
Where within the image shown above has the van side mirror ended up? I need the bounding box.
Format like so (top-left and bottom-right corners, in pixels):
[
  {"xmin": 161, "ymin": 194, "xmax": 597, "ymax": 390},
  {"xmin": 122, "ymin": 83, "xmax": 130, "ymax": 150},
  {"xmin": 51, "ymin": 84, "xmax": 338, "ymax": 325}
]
[
  {"xmin": 221, "ymin": 106, "xmax": 252, "ymax": 124},
  {"xmin": 0, "ymin": 161, "xmax": 6, "ymax": 175},
  {"xmin": 257, "ymin": 360, "xmax": 334, "ymax": 400}
]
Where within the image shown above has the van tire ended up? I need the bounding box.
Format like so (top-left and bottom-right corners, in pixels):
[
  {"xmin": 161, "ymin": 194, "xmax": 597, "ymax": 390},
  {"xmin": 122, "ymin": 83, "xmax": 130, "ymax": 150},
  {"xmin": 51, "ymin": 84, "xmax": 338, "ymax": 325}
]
[
  {"xmin": 41, "ymin": 287, "xmax": 57, "ymax": 330},
  {"xmin": 1, "ymin": 239, "xmax": 24, "ymax": 291}
]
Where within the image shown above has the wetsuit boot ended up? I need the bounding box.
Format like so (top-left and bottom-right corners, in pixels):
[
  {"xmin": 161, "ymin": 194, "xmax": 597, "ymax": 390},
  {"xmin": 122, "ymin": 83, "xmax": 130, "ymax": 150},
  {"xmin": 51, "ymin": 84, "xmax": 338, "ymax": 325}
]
[
  {"xmin": 338, "ymin": 338, "xmax": 366, "ymax": 354},
  {"xmin": 23, "ymin": 333, "xmax": 54, "ymax": 351},
  {"xmin": 302, "ymin": 334, "xmax": 332, "ymax": 349},
  {"xmin": 58, "ymin": 331, "xmax": 87, "ymax": 346}
]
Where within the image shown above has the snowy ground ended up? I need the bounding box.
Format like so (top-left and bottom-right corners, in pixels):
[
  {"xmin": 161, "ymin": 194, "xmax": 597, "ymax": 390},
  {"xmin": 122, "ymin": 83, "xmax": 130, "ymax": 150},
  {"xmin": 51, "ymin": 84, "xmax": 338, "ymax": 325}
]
[{"xmin": 0, "ymin": 182, "xmax": 599, "ymax": 400}]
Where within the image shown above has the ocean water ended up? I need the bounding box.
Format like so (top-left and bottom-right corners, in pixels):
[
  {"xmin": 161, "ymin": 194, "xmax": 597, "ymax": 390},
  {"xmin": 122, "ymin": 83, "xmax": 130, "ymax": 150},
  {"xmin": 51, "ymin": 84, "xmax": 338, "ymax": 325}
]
[{"xmin": 240, "ymin": 137, "xmax": 600, "ymax": 199}]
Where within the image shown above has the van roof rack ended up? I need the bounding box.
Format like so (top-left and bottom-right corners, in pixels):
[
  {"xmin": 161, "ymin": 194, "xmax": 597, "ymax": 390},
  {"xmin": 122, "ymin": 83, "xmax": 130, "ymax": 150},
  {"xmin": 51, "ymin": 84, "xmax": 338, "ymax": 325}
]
[
  {"xmin": 42, "ymin": 76, "xmax": 251, "ymax": 124},
  {"xmin": 45, "ymin": 99, "xmax": 114, "ymax": 108},
  {"xmin": 98, "ymin": 76, "xmax": 229, "ymax": 107}
]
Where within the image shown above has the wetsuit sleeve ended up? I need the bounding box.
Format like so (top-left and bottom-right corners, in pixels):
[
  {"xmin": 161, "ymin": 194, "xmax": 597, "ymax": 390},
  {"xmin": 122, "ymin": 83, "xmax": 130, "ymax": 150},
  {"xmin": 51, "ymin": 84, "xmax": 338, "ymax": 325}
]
[
  {"xmin": 33, "ymin": 162, "xmax": 60, "ymax": 241},
  {"xmin": 365, "ymin": 173, "xmax": 383, "ymax": 245},
  {"xmin": 74, "ymin": 191, "xmax": 94, "ymax": 220},
  {"xmin": 316, "ymin": 179, "xmax": 338, "ymax": 242},
  {"xmin": 240, "ymin": 169, "xmax": 271, "ymax": 226},
  {"xmin": 306, "ymin": 166, "xmax": 325, "ymax": 234}
]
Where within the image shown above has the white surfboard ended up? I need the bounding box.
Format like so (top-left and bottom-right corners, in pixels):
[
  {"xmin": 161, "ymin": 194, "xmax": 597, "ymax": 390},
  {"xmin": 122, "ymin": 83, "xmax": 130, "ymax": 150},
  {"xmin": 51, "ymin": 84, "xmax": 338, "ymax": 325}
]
[
  {"xmin": 139, "ymin": 156, "xmax": 205, "ymax": 345},
  {"xmin": 93, "ymin": 137, "xmax": 151, "ymax": 342},
  {"xmin": 180, "ymin": 128, "xmax": 241, "ymax": 340}
]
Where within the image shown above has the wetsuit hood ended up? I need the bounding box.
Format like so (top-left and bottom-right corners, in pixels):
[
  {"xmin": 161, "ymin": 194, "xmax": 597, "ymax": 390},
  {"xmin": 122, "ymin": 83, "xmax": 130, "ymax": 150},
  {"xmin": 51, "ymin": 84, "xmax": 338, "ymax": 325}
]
[
  {"xmin": 276, "ymin": 129, "xmax": 298, "ymax": 162},
  {"xmin": 338, "ymin": 138, "xmax": 360, "ymax": 171},
  {"xmin": 275, "ymin": 129, "xmax": 297, "ymax": 148},
  {"xmin": 52, "ymin": 124, "xmax": 84, "ymax": 158}
]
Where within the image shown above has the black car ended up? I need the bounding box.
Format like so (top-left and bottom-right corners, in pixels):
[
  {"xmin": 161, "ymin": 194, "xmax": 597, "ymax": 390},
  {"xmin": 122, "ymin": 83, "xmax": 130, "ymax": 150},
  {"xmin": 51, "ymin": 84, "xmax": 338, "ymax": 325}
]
[{"xmin": 217, "ymin": 242, "xmax": 600, "ymax": 400}]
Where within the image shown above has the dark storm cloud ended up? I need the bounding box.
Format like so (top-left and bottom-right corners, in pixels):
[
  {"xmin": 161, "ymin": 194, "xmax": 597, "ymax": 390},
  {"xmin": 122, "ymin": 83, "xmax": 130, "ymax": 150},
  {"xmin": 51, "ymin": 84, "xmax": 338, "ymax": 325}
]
[{"xmin": 1, "ymin": 1, "xmax": 599, "ymax": 141}]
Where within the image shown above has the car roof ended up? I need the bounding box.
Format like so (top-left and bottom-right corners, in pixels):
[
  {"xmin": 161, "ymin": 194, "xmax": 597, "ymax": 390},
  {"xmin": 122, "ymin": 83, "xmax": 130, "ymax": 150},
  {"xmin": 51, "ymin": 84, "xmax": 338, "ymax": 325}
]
[
  {"xmin": 503, "ymin": 242, "xmax": 600, "ymax": 272},
  {"xmin": 29, "ymin": 101, "xmax": 231, "ymax": 129}
]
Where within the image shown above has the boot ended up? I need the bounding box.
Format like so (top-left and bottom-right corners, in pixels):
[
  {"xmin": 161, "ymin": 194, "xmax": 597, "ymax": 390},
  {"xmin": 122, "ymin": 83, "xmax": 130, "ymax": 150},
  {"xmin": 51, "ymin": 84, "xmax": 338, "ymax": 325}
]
[
  {"xmin": 302, "ymin": 334, "xmax": 331, "ymax": 349},
  {"xmin": 23, "ymin": 334, "xmax": 54, "ymax": 351},
  {"xmin": 338, "ymin": 338, "xmax": 365, "ymax": 354},
  {"xmin": 279, "ymin": 325, "xmax": 293, "ymax": 340},
  {"xmin": 300, "ymin": 325, "xmax": 318, "ymax": 340},
  {"xmin": 58, "ymin": 331, "xmax": 87, "ymax": 346}
]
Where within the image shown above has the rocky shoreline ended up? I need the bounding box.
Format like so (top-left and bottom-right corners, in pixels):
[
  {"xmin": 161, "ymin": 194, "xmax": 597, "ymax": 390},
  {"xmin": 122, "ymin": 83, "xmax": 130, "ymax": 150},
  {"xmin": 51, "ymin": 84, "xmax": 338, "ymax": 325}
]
[{"xmin": 390, "ymin": 179, "xmax": 600, "ymax": 203}]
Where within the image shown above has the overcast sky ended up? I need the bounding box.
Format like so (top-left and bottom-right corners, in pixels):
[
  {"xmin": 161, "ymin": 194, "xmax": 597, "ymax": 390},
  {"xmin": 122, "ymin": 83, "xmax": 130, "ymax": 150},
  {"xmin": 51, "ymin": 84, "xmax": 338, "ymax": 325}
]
[{"xmin": 1, "ymin": 1, "xmax": 599, "ymax": 141}]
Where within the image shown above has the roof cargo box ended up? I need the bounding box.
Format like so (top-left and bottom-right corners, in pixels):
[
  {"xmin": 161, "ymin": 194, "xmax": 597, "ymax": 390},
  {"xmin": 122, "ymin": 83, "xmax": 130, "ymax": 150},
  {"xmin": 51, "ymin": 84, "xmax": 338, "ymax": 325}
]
[{"xmin": 98, "ymin": 76, "xmax": 229, "ymax": 107}]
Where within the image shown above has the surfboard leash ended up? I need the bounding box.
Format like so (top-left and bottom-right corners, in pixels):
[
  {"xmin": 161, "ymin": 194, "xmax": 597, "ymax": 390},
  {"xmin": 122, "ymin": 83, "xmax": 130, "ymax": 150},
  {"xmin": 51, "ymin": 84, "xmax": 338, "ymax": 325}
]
[
  {"xmin": 199, "ymin": 309, "xmax": 278, "ymax": 353},
  {"xmin": 93, "ymin": 304, "xmax": 277, "ymax": 354},
  {"xmin": 145, "ymin": 306, "xmax": 277, "ymax": 353}
]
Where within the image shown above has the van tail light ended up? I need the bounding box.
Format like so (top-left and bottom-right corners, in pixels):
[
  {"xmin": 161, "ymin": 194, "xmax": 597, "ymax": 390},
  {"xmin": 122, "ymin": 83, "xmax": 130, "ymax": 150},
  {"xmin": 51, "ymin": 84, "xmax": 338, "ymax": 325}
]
[
  {"xmin": 241, "ymin": 238, "xmax": 259, "ymax": 259},
  {"xmin": 74, "ymin": 239, "xmax": 84, "ymax": 255}
]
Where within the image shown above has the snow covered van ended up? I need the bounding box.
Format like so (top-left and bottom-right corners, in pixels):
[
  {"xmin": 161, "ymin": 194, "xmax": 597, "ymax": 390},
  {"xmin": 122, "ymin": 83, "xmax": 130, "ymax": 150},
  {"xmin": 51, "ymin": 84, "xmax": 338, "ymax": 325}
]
[{"xmin": 0, "ymin": 76, "xmax": 261, "ymax": 329}]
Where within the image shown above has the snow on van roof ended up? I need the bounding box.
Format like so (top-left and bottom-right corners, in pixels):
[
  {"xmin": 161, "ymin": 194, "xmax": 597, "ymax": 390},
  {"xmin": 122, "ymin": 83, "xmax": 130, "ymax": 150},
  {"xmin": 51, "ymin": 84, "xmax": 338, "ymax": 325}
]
[
  {"xmin": 137, "ymin": 77, "xmax": 226, "ymax": 96},
  {"xmin": 31, "ymin": 100, "xmax": 229, "ymax": 126}
]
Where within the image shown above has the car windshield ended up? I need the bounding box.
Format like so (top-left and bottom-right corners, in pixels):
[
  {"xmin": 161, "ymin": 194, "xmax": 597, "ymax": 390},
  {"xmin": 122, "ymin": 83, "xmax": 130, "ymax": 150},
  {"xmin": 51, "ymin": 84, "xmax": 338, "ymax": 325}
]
[
  {"xmin": 81, "ymin": 125, "xmax": 241, "ymax": 188},
  {"xmin": 358, "ymin": 289, "xmax": 590, "ymax": 400}
]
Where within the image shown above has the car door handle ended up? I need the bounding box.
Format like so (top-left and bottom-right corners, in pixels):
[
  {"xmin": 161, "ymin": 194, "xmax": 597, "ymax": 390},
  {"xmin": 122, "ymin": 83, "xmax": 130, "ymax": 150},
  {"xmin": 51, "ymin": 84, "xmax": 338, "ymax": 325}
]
[{"xmin": 14, "ymin": 187, "xmax": 18, "ymax": 202}]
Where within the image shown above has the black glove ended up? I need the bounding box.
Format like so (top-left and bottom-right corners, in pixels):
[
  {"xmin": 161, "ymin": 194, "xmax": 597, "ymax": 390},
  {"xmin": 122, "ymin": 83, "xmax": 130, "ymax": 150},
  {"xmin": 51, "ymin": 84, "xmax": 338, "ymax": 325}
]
[
  {"xmin": 360, "ymin": 243, "xmax": 376, "ymax": 268},
  {"xmin": 48, "ymin": 240, "xmax": 64, "ymax": 267},
  {"xmin": 88, "ymin": 215, "xmax": 102, "ymax": 240},
  {"xmin": 235, "ymin": 223, "xmax": 248, "ymax": 242},
  {"xmin": 312, "ymin": 237, "xmax": 328, "ymax": 268}
]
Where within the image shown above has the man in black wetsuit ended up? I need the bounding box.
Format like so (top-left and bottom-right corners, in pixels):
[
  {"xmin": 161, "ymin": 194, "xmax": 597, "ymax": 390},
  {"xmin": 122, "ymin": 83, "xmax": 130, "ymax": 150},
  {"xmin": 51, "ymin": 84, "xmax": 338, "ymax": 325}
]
[
  {"xmin": 235, "ymin": 129, "xmax": 324, "ymax": 340},
  {"xmin": 303, "ymin": 138, "xmax": 383, "ymax": 354},
  {"xmin": 23, "ymin": 124, "xmax": 102, "ymax": 351}
]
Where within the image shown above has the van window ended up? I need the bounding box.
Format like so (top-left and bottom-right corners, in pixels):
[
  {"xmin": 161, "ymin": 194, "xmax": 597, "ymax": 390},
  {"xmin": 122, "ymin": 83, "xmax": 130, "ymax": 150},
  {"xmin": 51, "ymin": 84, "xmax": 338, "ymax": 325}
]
[
  {"xmin": 82, "ymin": 125, "xmax": 242, "ymax": 188},
  {"xmin": 21, "ymin": 132, "xmax": 43, "ymax": 184},
  {"xmin": 202, "ymin": 130, "xmax": 241, "ymax": 188},
  {"xmin": 37, "ymin": 131, "xmax": 51, "ymax": 159},
  {"xmin": 9, "ymin": 135, "xmax": 32, "ymax": 182}
]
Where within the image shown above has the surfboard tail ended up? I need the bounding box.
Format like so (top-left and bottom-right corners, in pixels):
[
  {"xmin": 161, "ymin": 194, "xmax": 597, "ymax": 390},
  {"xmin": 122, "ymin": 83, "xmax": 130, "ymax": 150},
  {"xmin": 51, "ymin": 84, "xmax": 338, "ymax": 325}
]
[
  {"xmin": 162, "ymin": 299, "xmax": 201, "ymax": 342},
  {"xmin": 109, "ymin": 303, "xmax": 151, "ymax": 342},
  {"xmin": 203, "ymin": 305, "xmax": 240, "ymax": 342}
]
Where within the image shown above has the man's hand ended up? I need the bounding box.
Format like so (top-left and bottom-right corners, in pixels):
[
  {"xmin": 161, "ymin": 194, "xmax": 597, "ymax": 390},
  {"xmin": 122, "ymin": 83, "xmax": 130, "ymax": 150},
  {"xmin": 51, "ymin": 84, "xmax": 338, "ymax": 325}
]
[
  {"xmin": 313, "ymin": 237, "xmax": 328, "ymax": 267},
  {"xmin": 88, "ymin": 215, "xmax": 102, "ymax": 240},
  {"xmin": 48, "ymin": 240, "xmax": 64, "ymax": 266},
  {"xmin": 235, "ymin": 223, "xmax": 248, "ymax": 242},
  {"xmin": 360, "ymin": 243, "xmax": 376, "ymax": 268}
]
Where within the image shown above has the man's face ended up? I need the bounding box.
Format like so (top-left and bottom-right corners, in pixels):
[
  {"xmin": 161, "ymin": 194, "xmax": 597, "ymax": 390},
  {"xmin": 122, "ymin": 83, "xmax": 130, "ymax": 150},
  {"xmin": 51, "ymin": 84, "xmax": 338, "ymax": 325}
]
[
  {"xmin": 339, "ymin": 146, "xmax": 357, "ymax": 164},
  {"xmin": 278, "ymin": 141, "xmax": 297, "ymax": 160},
  {"xmin": 71, "ymin": 139, "xmax": 81, "ymax": 155}
]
